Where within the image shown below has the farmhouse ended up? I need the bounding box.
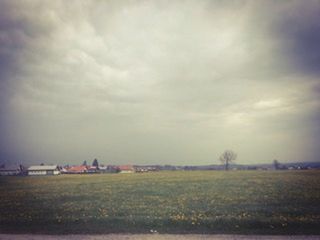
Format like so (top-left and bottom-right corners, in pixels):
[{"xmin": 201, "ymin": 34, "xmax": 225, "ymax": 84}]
[
  {"xmin": 98, "ymin": 165, "xmax": 119, "ymax": 173},
  {"xmin": 0, "ymin": 164, "xmax": 24, "ymax": 176},
  {"xmin": 87, "ymin": 166, "xmax": 98, "ymax": 173},
  {"xmin": 28, "ymin": 165, "xmax": 60, "ymax": 176},
  {"xmin": 65, "ymin": 165, "xmax": 88, "ymax": 174},
  {"xmin": 118, "ymin": 165, "xmax": 135, "ymax": 173}
]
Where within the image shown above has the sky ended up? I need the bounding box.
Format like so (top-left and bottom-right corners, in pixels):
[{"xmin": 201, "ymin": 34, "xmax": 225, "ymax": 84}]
[{"xmin": 0, "ymin": 0, "xmax": 319, "ymax": 166}]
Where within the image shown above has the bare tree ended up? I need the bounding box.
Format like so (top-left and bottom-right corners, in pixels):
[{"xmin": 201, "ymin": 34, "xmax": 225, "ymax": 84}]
[{"xmin": 219, "ymin": 150, "xmax": 237, "ymax": 170}]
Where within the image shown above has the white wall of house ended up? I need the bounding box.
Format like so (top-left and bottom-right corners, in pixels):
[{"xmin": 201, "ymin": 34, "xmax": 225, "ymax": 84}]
[
  {"xmin": 120, "ymin": 170, "xmax": 134, "ymax": 173},
  {"xmin": 28, "ymin": 170, "xmax": 47, "ymax": 175},
  {"xmin": 28, "ymin": 170, "xmax": 60, "ymax": 175},
  {"xmin": 0, "ymin": 170, "xmax": 20, "ymax": 176}
]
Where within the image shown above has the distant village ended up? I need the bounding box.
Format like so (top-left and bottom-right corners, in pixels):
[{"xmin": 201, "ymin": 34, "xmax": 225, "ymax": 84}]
[
  {"xmin": 0, "ymin": 158, "xmax": 158, "ymax": 176},
  {"xmin": 0, "ymin": 158, "xmax": 319, "ymax": 176}
]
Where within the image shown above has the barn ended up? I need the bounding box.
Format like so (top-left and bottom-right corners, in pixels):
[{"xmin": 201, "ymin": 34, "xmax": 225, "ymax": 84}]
[
  {"xmin": 118, "ymin": 165, "xmax": 135, "ymax": 173},
  {"xmin": 28, "ymin": 165, "xmax": 60, "ymax": 176},
  {"xmin": 64, "ymin": 165, "xmax": 88, "ymax": 174},
  {"xmin": 0, "ymin": 164, "xmax": 24, "ymax": 176}
]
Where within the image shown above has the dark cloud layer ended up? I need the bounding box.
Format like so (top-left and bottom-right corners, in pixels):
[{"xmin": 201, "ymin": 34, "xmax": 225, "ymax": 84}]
[
  {"xmin": 274, "ymin": 0, "xmax": 320, "ymax": 76},
  {"xmin": 0, "ymin": 0, "xmax": 319, "ymax": 166}
]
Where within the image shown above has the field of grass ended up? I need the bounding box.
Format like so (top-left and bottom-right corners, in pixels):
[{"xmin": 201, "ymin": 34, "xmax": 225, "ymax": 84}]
[{"xmin": 0, "ymin": 170, "xmax": 320, "ymax": 234}]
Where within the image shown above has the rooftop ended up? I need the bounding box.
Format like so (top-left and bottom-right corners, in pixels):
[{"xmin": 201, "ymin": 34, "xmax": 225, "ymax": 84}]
[{"xmin": 28, "ymin": 165, "xmax": 58, "ymax": 171}]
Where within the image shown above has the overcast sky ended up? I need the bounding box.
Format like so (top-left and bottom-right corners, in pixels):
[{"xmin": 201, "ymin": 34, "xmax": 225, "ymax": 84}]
[{"xmin": 0, "ymin": 0, "xmax": 319, "ymax": 166}]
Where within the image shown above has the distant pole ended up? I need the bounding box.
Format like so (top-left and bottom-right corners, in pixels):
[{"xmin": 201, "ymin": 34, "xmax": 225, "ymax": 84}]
[{"xmin": 273, "ymin": 159, "xmax": 280, "ymax": 170}]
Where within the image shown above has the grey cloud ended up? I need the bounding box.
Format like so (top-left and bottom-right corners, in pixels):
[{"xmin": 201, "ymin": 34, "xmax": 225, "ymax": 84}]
[
  {"xmin": 273, "ymin": 0, "xmax": 320, "ymax": 76},
  {"xmin": 0, "ymin": 0, "xmax": 319, "ymax": 165}
]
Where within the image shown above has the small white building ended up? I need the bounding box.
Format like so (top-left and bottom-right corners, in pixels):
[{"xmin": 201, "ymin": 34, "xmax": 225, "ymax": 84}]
[{"xmin": 28, "ymin": 165, "xmax": 60, "ymax": 176}]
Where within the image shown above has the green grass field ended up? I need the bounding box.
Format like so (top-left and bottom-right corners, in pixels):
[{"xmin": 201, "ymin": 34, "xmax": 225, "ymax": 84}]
[{"xmin": 0, "ymin": 171, "xmax": 320, "ymax": 234}]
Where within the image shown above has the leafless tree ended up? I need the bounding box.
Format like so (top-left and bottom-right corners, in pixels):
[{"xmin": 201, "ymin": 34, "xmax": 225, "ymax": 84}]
[{"xmin": 219, "ymin": 150, "xmax": 237, "ymax": 170}]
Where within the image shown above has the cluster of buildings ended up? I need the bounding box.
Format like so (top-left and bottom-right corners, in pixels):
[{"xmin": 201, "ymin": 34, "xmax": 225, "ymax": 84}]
[
  {"xmin": 60, "ymin": 164, "xmax": 136, "ymax": 174},
  {"xmin": 1, "ymin": 161, "xmax": 316, "ymax": 177},
  {"xmin": 0, "ymin": 163, "xmax": 140, "ymax": 176}
]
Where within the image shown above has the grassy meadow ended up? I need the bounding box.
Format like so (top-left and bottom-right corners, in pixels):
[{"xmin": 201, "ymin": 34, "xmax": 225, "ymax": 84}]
[{"xmin": 0, "ymin": 170, "xmax": 320, "ymax": 234}]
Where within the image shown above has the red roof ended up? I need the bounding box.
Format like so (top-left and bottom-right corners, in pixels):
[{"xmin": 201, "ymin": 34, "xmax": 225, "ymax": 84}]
[
  {"xmin": 66, "ymin": 165, "xmax": 88, "ymax": 173},
  {"xmin": 118, "ymin": 165, "xmax": 134, "ymax": 171}
]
